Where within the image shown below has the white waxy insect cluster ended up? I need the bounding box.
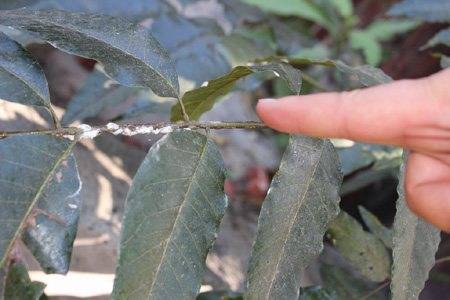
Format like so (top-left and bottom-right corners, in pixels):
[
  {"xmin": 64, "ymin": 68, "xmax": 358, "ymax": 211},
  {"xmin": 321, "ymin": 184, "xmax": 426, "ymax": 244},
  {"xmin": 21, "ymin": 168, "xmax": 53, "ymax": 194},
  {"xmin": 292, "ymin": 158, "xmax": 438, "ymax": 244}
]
[
  {"xmin": 107, "ymin": 122, "xmax": 174, "ymax": 136},
  {"xmin": 77, "ymin": 124, "xmax": 100, "ymax": 140}
]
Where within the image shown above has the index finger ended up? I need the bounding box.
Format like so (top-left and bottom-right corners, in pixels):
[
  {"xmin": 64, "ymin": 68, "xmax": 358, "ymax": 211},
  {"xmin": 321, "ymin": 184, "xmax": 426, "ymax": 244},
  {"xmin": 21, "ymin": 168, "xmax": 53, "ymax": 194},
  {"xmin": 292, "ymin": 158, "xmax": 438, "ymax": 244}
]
[{"xmin": 256, "ymin": 68, "xmax": 450, "ymax": 150}]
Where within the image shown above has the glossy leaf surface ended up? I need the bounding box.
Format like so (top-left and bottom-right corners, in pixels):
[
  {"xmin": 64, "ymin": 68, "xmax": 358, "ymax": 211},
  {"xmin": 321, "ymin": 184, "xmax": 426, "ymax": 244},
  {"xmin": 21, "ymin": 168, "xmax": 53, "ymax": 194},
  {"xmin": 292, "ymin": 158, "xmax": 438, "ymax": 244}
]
[
  {"xmin": 244, "ymin": 135, "xmax": 343, "ymax": 300},
  {"xmin": 327, "ymin": 211, "xmax": 390, "ymax": 282},
  {"xmin": 358, "ymin": 206, "xmax": 392, "ymax": 249},
  {"xmin": 171, "ymin": 61, "xmax": 302, "ymax": 121},
  {"xmin": 0, "ymin": 8, "xmax": 179, "ymax": 98},
  {"xmin": 4, "ymin": 263, "xmax": 46, "ymax": 300},
  {"xmin": 112, "ymin": 130, "xmax": 227, "ymax": 300},
  {"xmin": 61, "ymin": 67, "xmax": 141, "ymax": 126},
  {"xmin": 321, "ymin": 264, "xmax": 384, "ymax": 300},
  {"xmin": 388, "ymin": 0, "xmax": 450, "ymax": 22},
  {"xmin": 0, "ymin": 31, "xmax": 50, "ymax": 109},
  {"xmin": 391, "ymin": 150, "xmax": 441, "ymax": 300},
  {"xmin": 0, "ymin": 135, "xmax": 78, "ymax": 275}
]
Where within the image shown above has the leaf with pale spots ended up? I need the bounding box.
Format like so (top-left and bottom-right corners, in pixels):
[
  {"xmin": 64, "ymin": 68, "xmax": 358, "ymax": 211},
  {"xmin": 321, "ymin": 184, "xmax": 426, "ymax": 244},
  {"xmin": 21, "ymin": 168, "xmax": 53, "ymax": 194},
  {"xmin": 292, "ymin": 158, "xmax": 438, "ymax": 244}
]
[{"xmin": 112, "ymin": 130, "xmax": 227, "ymax": 300}]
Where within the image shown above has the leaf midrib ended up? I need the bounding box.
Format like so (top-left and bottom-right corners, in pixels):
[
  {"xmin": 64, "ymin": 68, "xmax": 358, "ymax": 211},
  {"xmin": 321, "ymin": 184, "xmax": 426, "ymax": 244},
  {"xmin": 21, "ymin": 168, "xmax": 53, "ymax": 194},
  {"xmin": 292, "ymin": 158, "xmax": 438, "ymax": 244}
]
[
  {"xmin": 147, "ymin": 136, "xmax": 208, "ymax": 298},
  {"xmin": 265, "ymin": 139, "xmax": 326, "ymax": 299}
]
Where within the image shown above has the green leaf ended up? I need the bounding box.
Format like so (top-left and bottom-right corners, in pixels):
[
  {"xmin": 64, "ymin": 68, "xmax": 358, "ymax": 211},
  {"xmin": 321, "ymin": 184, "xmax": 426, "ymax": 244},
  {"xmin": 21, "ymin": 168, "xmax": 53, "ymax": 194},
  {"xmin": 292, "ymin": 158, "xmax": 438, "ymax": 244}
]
[
  {"xmin": 151, "ymin": 13, "xmax": 230, "ymax": 87},
  {"xmin": 112, "ymin": 130, "xmax": 227, "ymax": 300},
  {"xmin": 0, "ymin": 8, "xmax": 179, "ymax": 98},
  {"xmin": 21, "ymin": 151, "xmax": 81, "ymax": 274},
  {"xmin": 218, "ymin": 34, "xmax": 275, "ymax": 67},
  {"xmin": 61, "ymin": 66, "xmax": 142, "ymax": 126},
  {"xmin": 388, "ymin": 0, "xmax": 450, "ymax": 23},
  {"xmin": 358, "ymin": 206, "xmax": 393, "ymax": 249},
  {"xmin": 241, "ymin": 0, "xmax": 334, "ymax": 33},
  {"xmin": 29, "ymin": 0, "xmax": 175, "ymax": 22},
  {"xmin": 196, "ymin": 290, "xmax": 242, "ymax": 300},
  {"xmin": 391, "ymin": 150, "xmax": 441, "ymax": 300},
  {"xmin": 365, "ymin": 19, "xmax": 421, "ymax": 42},
  {"xmin": 171, "ymin": 61, "xmax": 302, "ymax": 121},
  {"xmin": 298, "ymin": 286, "xmax": 335, "ymax": 300},
  {"xmin": 218, "ymin": 0, "xmax": 267, "ymax": 27},
  {"xmin": 349, "ymin": 30, "xmax": 382, "ymax": 66},
  {"xmin": 4, "ymin": 263, "xmax": 46, "ymax": 300},
  {"xmin": 0, "ymin": 135, "xmax": 77, "ymax": 272},
  {"xmin": 427, "ymin": 28, "xmax": 450, "ymax": 48},
  {"xmin": 335, "ymin": 141, "xmax": 401, "ymax": 175},
  {"xmin": 329, "ymin": 0, "xmax": 353, "ymax": 18},
  {"xmin": 0, "ymin": 264, "xmax": 6, "ymax": 297},
  {"xmin": 219, "ymin": 0, "xmax": 265, "ymax": 26},
  {"xmin": 327, "ymin": 211, "xmax": 390, "ymax": 282},
  {"xmin": 244, "ymin": 135, "xmax": 343, "ymax": 300},
  {"xmin": 321, "ymin": 264, "xmax": 384, "ymax": 300},
  {"xmin": 116, "ymin": 90, "xmax": 176, "ymax": 121},
  {"xmin": 441, "ymin": 55, "xmax": 450, "ymax": 68},
  {"xmin": 262, "ymin": 57, "xmax": 393, "ymax": 86},
  {"xmin": 0, "ymin": 31, "xmax": 50, "ymax": 109},
  {"xmin": 0, "ymin": 0, "xmax": 41, "ymax": 10}
]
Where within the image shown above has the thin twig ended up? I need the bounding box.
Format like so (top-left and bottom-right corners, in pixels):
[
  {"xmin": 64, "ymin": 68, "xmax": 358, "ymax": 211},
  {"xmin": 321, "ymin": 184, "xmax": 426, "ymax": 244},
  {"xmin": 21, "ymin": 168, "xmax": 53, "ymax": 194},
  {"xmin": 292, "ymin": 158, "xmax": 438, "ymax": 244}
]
[
  {"xmin": 436, "ymin": 256, "xmax": 450, "ymax": 264},
  {"xmin": 0, "ymin": 121, "xmax": 270, "ymax": 140},
  {"xmin": 359, "ymin": 280, "xmax": 390, "ymax": 300}
]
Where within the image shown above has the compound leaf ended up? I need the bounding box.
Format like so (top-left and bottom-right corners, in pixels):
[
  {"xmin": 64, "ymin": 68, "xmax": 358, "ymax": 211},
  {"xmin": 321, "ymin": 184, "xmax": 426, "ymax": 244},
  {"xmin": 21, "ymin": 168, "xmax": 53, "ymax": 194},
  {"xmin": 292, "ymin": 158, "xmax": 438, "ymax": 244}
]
[
  {"xmin": 0, "ymin": 8, "xmax": 179, "ymax": 98},
  {"xmin": 0, "ymin": 31, "xmax": 50, "ymax": 109},
  {"xmin": 321, "ymin": 264, "xmax": 384, "ymax": 300},
  {"xmin": 388, "ymin": 0, "xmax": 450, "ymax": 23},
  {"xmin": 327, "ymin": 211, "xmax": 390, "ymax": 282},
  {"xmin": 112, "ymin": 130, "xmax": 227, "ymax": 300},
  {"xmin": 171, "ymin": 61, "xmax": 302, "ymax": 121},
  {"xmin": 391, "ymin": 150, "xmax": 441, "ymax": 300},
  {"xmin": 244, "ymin": 135, "xmax": 343, "ymax": 300},
  {"xmin": 0, "ymin": 135, "xmax": 79, "ymax": 275}
]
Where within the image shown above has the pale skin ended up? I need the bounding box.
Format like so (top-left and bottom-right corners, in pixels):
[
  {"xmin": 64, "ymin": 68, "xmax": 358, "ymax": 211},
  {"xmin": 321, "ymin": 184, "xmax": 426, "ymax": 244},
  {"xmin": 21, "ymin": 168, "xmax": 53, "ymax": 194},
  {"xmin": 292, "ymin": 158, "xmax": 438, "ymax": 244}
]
[{"xmin": 257, "ymin": 67, "xmax": 450, "ymax": 232}]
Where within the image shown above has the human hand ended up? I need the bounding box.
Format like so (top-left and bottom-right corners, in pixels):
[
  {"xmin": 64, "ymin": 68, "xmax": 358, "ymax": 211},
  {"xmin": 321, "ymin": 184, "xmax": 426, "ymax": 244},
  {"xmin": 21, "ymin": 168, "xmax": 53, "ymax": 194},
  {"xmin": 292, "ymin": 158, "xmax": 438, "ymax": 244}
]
[{"xmin": 257, "ymin": 68, "xmax": 450, "ymax": 232}]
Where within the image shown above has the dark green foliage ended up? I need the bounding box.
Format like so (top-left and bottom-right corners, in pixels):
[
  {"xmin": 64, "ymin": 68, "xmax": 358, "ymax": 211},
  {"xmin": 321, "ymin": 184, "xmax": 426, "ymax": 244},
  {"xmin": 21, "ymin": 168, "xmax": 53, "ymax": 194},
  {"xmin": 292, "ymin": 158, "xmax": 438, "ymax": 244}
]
[
  {"xmin": 112, "ymin": 130, "xmax": 227, "ymax": 299},
  {"xmin": 244, "ymin": 135, "xmax": 343, "ymax": 300}
]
